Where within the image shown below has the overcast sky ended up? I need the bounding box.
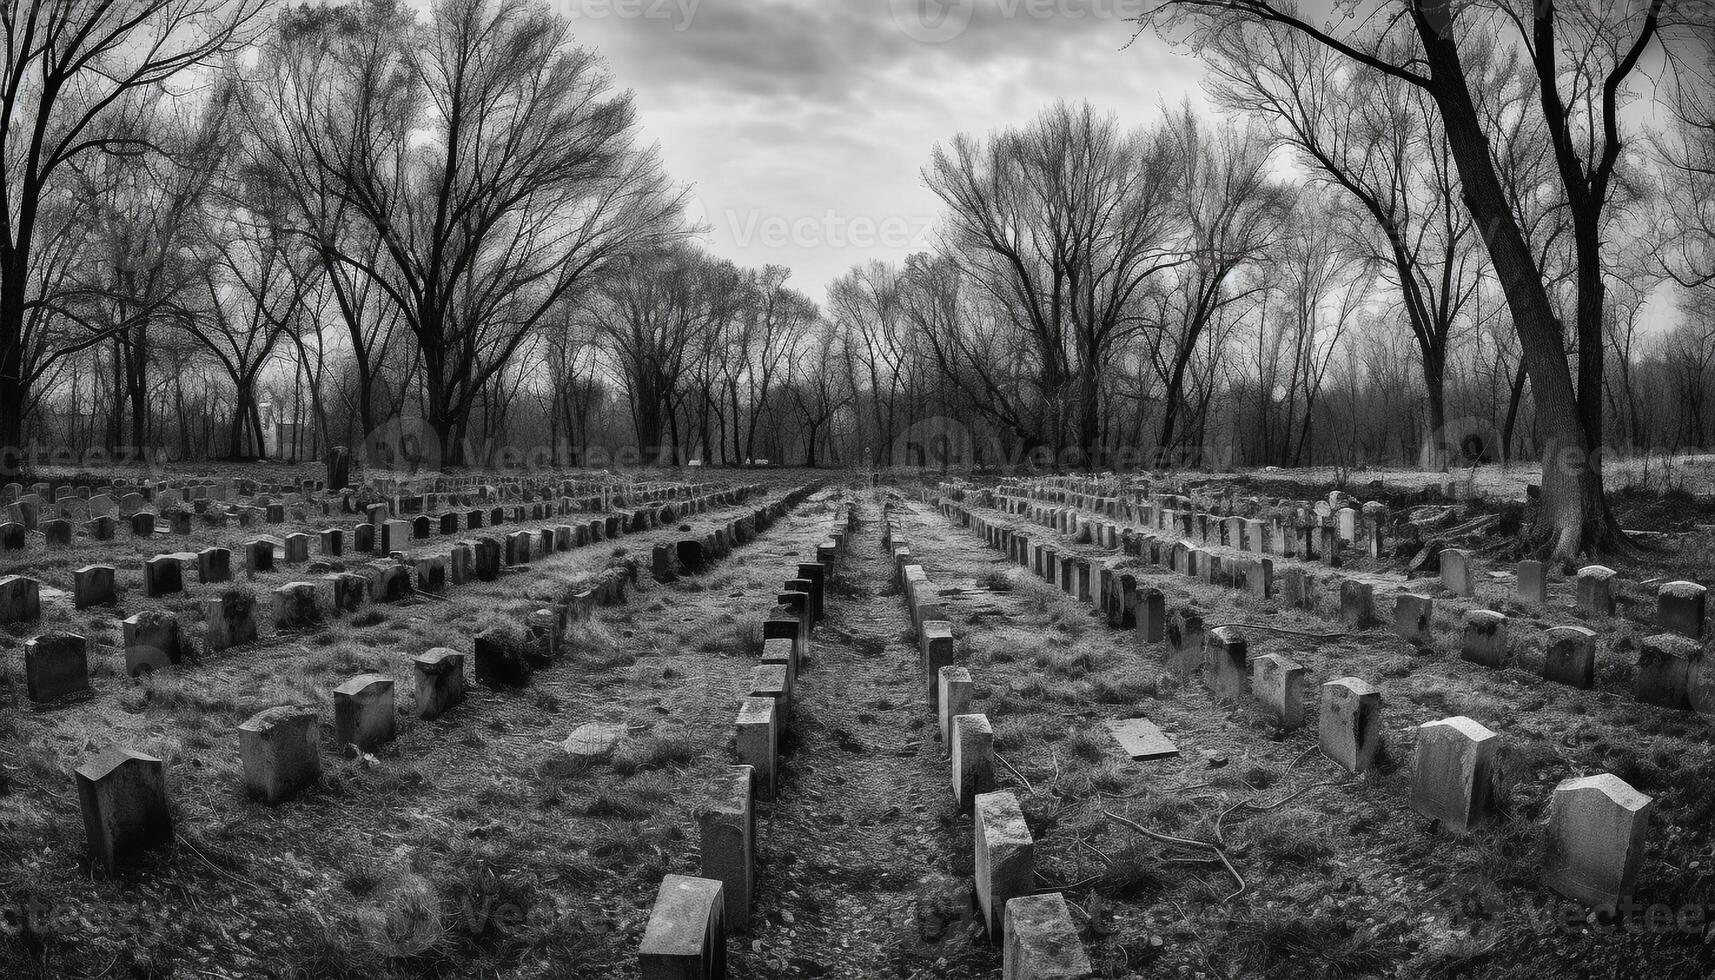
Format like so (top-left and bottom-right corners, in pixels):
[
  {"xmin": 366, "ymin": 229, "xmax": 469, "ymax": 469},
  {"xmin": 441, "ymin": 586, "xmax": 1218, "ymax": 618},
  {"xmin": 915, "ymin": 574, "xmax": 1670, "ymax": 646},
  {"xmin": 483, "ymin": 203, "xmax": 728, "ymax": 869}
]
[{"xmin": 558, "ymin": 0, "xmax": 1205, "ymax": 300}]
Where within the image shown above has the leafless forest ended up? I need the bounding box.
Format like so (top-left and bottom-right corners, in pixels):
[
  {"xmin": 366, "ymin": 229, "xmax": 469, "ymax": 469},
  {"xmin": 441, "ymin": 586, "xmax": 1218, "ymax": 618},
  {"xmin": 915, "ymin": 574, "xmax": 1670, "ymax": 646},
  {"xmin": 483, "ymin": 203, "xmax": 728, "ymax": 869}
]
[{"xmin": 4, "ymin": 2, "xmax": 1715, "ymax": 979}]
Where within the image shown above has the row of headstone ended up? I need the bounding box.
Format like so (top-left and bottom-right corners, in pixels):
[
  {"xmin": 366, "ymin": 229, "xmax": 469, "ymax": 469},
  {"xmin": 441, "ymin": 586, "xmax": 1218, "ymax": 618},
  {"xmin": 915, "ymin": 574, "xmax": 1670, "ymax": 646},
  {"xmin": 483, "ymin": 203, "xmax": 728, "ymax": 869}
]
[
  {"xmin": 937, "ymin": 487, "xmax": 1658, "ymax": 916},
  {"xmin": 70, "ymin": 483, "xmax": 809, "ymax": 881},
  {"xmin": 882, "ymin": 502, "xmax": 1093, "ymax": 976},
  {"xmin": 639, "ymin": 498, "xmax": 854, "ymax": 977}
]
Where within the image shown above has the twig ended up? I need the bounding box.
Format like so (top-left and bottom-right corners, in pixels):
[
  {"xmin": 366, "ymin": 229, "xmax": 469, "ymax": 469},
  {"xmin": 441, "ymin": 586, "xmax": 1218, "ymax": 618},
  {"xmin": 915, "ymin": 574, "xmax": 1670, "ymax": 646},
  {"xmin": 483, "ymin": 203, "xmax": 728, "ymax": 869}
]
[
  {"xmin": 1102, "ymin": 809, "xmax": 1247, "ymax": 902},
  {"xmin": 1206, "ymin": 623, "xmax": 1348, "ymax": 641},
  {"xmin": 995, "ymin": 751, "xmax": 1036, "ymax": 794},
  {"xmin": 1213, "ymin": 780, "xmax": 1346, "ymax": 848}
]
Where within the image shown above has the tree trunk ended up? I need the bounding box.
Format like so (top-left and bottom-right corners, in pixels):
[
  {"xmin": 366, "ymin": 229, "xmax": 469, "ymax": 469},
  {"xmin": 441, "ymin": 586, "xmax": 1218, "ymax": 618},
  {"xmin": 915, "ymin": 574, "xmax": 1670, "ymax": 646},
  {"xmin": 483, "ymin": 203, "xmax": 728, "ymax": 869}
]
[{"xmin": 1413, "ymin": 11, "xmax": 1611, "ymax": 558}]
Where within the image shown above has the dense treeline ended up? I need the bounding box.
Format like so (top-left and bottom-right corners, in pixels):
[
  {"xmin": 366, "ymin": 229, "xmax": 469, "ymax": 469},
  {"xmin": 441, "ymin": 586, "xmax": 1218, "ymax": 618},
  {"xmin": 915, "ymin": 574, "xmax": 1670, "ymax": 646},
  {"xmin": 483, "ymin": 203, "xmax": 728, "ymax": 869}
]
[{"xmin": 2, "ymin": 0, "xmax": 1710, "ymax": 552}]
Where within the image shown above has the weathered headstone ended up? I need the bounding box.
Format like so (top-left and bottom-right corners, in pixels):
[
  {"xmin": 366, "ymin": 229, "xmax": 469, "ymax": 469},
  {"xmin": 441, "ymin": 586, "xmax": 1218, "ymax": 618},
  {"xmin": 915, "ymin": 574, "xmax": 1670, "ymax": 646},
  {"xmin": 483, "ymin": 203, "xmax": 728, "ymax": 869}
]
[
  {"xmin": 1204, "ymin": 626, "xmax": 1248, "ymax": 699},
  {"xmin": 205, "ymin": 591, "xmax": 259, "ymax": 652},
  {"xmin": 413, "ymin": 649, "xmax": 466, "ymax": 719},
  {"xmin": 921, "ymin": 620, "xmax": 955, "ymax": 706},
  {"xmin": 1460, "ymin": 610, "xmax": 1510, "ymax": 668},
  {"xmin": 1339, "ymin": 580, "xmax": 1375, "ymax": 628},
  {"xmin": 697, "ymin": 766, "xmax": 755, "ymax": 933},
  {"xmin": 123, "ymin": 611, "xmax": 182, "ymax": 676},
  {"xmin": 637, "ymin": 874, "xmax": 725, "ymax": 980},
  {"xmin": 1002, "ymin": 892, "xmax": 1094, "ymax": 980},
  {"xmin": 1576, "ymin": 565, "xmax": 1617, "ymax": 617},
  {"xmin": 1543, "ymin": 773, "xmax": 1651, "ymax": 907},
  {"xmin": 1394, "ymin": 593, "xmax": 1433, "ymax": 648},
  {"xmin": 271, "ymin": 582, "xmax": 321, "ymax": 631},
  {"xmin": 333, "ymin": 675, "xmax": 396, "ymax": 752},
  {"xmin": 76, "ymin": 747, "xmax": 173, "ymax": 876},
  {"xmin": 1542, "ymin": 625, "xmax": 1597, "ymax": 689},
  {"xmin": 1658, "ymin": 581, "xmax": 1707, "ymax": 639},
  {"xmin": 198, "ymin": 547, "xmax": 232, "ymax": 584},
  {"xmin": 1516, "ymin": 560, "xmax": 1548, "ymax": 606},
  {"xmin": 73, "ymin": 564, "xmax": 117, "ymax": 609},
  {"xmin": 1319, "ymin": 678, "xmax": 1382, "ymax": 773},
  {"xmin": 1636, "ymin": 633, "xmax": 1700, "ymax": 709},
  {"xmin": 1440, "ymin": 548, "xmax": 1474, "ymax": 597},
  {"xmin": 24, "ymin": 631, "xmax": 91, "ymax": 702},
  {"xmin": 938, "ymin": 666, "xmax": 974, "ymax": 746},
  {"xmin": 735, "ymin": 696, "xmax": 777, "ymax": 802},
  {"xmin": 952, "ymin": 713, "xmax": 996, "ymax": 812},
  {"xmin": 1410, "ymin": 716, "xmax": 1497, "ymax": 833},
  {"xmin": 1251, "ymin": 653, "xmax": 1308, "ymax": 729},
  {"xmin": 143, "ymin": 555, "xmax": 183, "ymax": 598},
  {"xmin": 238, "ymin": 706, "xmax": 321, "ymax": 804},
  {"xmin": 974, "ymin": 791, "xmax": 1034, "ymax": 943}
]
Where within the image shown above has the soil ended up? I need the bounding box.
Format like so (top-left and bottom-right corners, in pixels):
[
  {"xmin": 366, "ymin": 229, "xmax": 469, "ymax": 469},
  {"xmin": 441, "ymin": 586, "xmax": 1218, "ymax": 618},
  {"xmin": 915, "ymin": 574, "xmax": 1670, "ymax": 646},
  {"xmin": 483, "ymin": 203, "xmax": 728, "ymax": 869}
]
[{"xmin": 3, "ymin": 464, "xmax": 1714, "ymax": 978}]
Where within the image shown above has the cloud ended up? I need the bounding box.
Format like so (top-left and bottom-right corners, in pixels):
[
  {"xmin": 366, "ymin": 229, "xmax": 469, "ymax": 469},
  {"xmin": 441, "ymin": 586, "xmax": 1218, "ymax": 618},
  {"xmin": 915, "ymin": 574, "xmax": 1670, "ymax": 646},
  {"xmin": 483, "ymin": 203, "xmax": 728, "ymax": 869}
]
[{"xmin": 542, "ymin": 0, "xmax": 1207, "ymax": 296}]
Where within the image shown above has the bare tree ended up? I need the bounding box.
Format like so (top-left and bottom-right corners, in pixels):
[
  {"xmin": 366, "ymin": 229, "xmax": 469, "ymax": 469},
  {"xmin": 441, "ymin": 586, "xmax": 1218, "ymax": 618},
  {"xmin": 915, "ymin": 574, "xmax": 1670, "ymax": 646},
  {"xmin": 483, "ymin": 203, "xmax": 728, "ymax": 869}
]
[
  {"xmin": 249, "ymin": 0, "xmax": 687, "ymax": 465},
  {"xmin": 1149, "ymin": 106, "xmax": 1285, "ymax": 461},
  {"xmin": 0, "ymin": 0, "xmax": 267, "ymax": 456},
  {"xmin": 1205, "ymin": 29, "xmax": 1488, "ymax": 463},
  {"xmin": 1141, "ymin": 0, "xmax": 1702, "ymax": 556},
  {"xmin": 925, "ymin": 101, "xmax": 1184, "ymax": 468}
]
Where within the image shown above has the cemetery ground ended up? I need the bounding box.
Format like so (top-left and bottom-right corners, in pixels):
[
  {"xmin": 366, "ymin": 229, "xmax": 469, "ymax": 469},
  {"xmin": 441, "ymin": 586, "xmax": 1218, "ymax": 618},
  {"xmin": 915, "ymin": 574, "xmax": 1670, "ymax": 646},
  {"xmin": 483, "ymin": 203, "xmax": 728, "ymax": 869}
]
[{"xmin": 3, "ymin": 463, "xmax": 1715, "ymax": 978}]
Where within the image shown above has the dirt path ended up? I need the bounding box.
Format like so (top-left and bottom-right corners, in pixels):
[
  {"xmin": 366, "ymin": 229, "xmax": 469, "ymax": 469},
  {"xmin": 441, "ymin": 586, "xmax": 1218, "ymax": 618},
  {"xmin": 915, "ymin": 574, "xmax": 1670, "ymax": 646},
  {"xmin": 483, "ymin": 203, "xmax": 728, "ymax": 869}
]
[{"xmin": 731, "ymin": 493, "xmax": 990, "ymax": 979}]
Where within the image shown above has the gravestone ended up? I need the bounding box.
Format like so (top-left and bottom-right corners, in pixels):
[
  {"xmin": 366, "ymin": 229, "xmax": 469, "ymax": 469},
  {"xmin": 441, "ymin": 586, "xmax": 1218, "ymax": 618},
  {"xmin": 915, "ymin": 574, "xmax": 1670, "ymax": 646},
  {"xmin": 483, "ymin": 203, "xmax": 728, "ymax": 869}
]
[
  {"xmin": 1204, "ymin": 626, "xmax": 1248, "ymax": 699},
  {"xmin": 73, "ymin": 565, "xmax": 117, "ymax": 609},
  {"xmin": 1658, "ymin": 581, "xmax": 1707, "ymax": 639},
  {"xmin": 1410, "ymin": 716, "xmax": 1497, "ymax": 833},
  {"xmin": 334, "ymin": 675, "xmax": 396, "ymax": 752},
  {"xmin": 1137, "ymin": 587, "xmax": 1165, "ymax": 644},
  {"xmin": 76, "ymin": 747, "xmax": 173, "ymax": 877},
  {"xmin": 1517, "ymin": 560, "xmax": 1548, "ymax": 606},
  {"xmin": 1319, "ymin": 678, "xmax": 1382, "ymax": 773},
  {"xmin": 1339, "ymin": 580, "xmax": 1375, "ymax": 628},
  {"xmin": 735, "ymin": 696, "xmax": 777, "ymax": 802},
  {"xmin": 0, "ymin": 575, "xmax": 42, "ymax": 624},
  {"xmin": 131, "ymin": 512, "xmax": 156, "ymax": 537},
  {"xmin": 198, "ymin": 547, "xmax": 232, "ymax": 584},
  {"xmin": 271, "ymin": 583, "xmax": 321, "ymax": 631},
  {"xmin": 1394, "ymin": 593, "xmax": 1433, "ymax": 647},
  {"xmin": 1576, "ymin": 565, "xmax": 1617, "ymax": 617},
  {"xmin": 1251, "ymin": 653, "xmax": 1308, "ymax": 729},
  {"xmin": 938, "ymin": 666, "xmax": 974, "ymax": 746},
  {"xmin": 637, "ymin": 874, "xmax": 725, "ymax": 980},
  {"xmin": 124, "ymin": 611, "xmax": 182, "ymax": 676},
  {"xmin": 974, "ymin": 791, "xmax": 1034, "ymax": 943},
  {"xmin": 474, "ymin": 537, "xmax": 501, "ymax": 581},
  {"xmin": 0, "ymin": 521, "xmax": 25, "ymax": 551},
  {"xmin": 1002, "ymin": 892, "xmax": 1094, "ymax": 980},
  {"xmin": 1440, "ymin": 549, "xmax": 1474, "ymax": 597},
  {"xmin": 283, "ymin": 533, "xmax": 311, "ymax": 564},
  {"xmin": 411, "ymin": 652, "xmax": 466, "ymax": 720},
  {"xmin": 245, "ymin": 540, "xmax": 274, "ymax": 574},
  {"xmin": 40, "ymin": 518, "xmax": 71, "ymax": 545},
  {"xmin": 238, "ymin": 706, "xmax": 320, "ymax": 805},
  {"xmin": 1635, "ymin": 633, "xmax": 1700, "ymax": 709},
  {"xmin": 1460, "ymin": 610, "xmax": 1510, "ymax": 668},
  {"xmin": 1542, "ymin": 625, "xmax": 1597, "ymax": 689},
  {"xmin": 143, "ymin": 555, "xmax": 183, "ymax": 598},
  {"xmin": 24, "ymin": 631, "xmax": 90, "ymax": 702},
  {"xmin": 474, "ymin": 626, "xmax": 532, "ymax": 687},
  {"xmin": 921, "ymin": 621, "xmax": 955, "ymax": 706},
  {"xmin": 205, "ymin": 591, "xmax": 259, "ymax": 652},
  {"xmin": 1543, "ymin": 773, "xmax": 1651, "ymax": 907},
  {"xmin": 952, "ymin": 713, "xmax": 996, "ymax": 812},
  {"xmin": 697, "ymin": 766, "xmax": 755, "ymax": 932}
]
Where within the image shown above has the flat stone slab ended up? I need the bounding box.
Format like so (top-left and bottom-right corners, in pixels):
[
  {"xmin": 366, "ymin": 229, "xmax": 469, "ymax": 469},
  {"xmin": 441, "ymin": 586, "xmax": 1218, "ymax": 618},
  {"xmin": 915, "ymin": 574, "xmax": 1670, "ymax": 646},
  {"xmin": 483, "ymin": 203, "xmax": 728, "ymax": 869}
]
[
  {"xmin": 1103, "ymin": 718, "xmax": 1179, "ymax": 760},
  {"xmin": 563, "ymin": 722, "xmax": 628, "ymax": 759}
]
